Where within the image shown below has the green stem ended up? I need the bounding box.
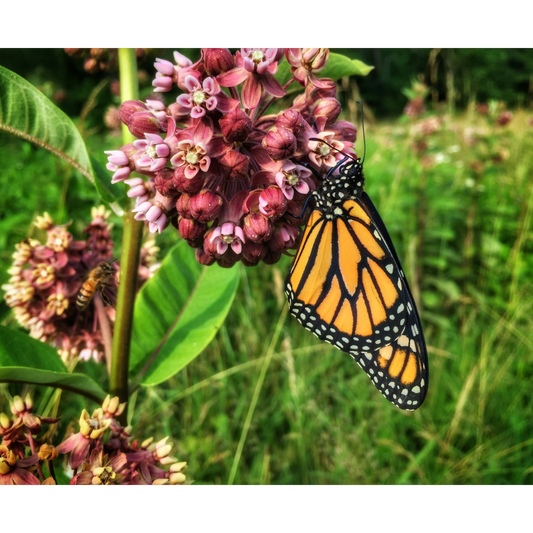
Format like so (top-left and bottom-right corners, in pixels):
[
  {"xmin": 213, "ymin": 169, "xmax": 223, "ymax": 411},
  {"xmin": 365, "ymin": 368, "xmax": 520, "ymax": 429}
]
[{"xmin": 110, "ymin": 49, "xmax": 143, "ymax": 414}]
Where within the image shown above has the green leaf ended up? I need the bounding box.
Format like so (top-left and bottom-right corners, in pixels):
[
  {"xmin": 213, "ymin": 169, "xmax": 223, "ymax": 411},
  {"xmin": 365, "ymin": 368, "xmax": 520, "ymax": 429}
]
[
  {"xmin": 130, "ymin": 241, "xmax": 240, "ymax": 386},
  {"xmin": 0, "ymin": 326, "xmax": 107, "ymax": 403},
  {"xmin": 0, "ymin": 65, "xmax": 122, "ymax": 207},
  {"xmin": 321, "ymin": 53, "xmax": 374, "ymax": 79}
]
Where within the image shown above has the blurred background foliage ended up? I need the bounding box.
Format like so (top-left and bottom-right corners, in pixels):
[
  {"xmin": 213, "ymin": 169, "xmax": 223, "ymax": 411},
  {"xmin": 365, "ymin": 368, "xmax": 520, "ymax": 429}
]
[
  {"xmin": 2, "ymin": 48, "xmax": 533, "ymax": 119},
  {"xmin": 1, "ymin": 48, "xmax": 533, "ymax": 484}
]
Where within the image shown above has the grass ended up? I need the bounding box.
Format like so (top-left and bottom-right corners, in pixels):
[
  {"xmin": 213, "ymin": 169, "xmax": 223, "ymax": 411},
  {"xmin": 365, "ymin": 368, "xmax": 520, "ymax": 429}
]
[{"xmin": 2, "ymin": 103, "xmax": 533, "ymax": 485}]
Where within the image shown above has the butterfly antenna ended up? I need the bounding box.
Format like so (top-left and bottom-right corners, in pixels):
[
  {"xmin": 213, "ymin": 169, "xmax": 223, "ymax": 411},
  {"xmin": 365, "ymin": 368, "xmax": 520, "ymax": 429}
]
[{"xmin": 356, "ymin": 100, "xmax": 366, "ymax": 164}]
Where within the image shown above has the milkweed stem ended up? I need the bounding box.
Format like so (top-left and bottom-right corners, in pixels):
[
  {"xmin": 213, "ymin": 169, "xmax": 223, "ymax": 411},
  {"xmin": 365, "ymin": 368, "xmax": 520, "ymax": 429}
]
[{"xmin": 110, "ymin": 48, "xmax": 143, "ymax": 419}]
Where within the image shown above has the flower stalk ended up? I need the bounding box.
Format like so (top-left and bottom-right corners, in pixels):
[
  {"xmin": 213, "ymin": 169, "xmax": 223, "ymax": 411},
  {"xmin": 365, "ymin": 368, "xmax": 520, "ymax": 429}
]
[{"xmin": 110, "ymin": 48, "xmax": 144, "ymax": 413}]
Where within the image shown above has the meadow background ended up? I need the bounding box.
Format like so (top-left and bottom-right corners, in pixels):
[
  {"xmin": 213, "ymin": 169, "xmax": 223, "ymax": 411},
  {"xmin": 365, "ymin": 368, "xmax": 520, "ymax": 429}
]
[{"xmin": 1, "ymin": 48, "xmax": 533, "ymax": 484}]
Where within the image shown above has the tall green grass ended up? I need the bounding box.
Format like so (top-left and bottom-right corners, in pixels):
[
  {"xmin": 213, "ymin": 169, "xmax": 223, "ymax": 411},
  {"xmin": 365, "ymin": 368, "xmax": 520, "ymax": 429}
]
[
  {"xmin": 2, "ymin": 106, "xmax": 533, "ymax": 484},
  {"xmin": 121, "ymin": 108, "xmax": 533, "ymax": 484}
]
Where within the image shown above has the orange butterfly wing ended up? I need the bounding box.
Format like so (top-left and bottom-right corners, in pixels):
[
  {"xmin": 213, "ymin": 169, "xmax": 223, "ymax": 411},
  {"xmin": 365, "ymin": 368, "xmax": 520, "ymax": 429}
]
[{"xmin": 286, "ymin": 193, "xmax": 428, "ymax": 410}]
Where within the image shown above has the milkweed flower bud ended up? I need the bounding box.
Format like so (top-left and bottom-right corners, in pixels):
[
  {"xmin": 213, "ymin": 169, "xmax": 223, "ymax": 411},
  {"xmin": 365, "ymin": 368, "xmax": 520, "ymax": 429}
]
[
  {"xmin": 220, "ymin": 108, "xmax": 253, "ymax": 143},
  {"xmin": 203, "ymin": 48, "xmax": 234, "ymax": 75},
  {"xmin": 119, "ymin": 100, "xmax": 148, "ymax": 125},
  {"xmin": 259, "ymin": 186, "xmax": 288, "ymax": 218},
  {"xmin": 276, "ymin": 109, "xmax": 306, "ymax": 136},
  {"xmin": 190, "ymin": 189, "xmax": 223, "ymax": 222},
  {"xmin": 244, "ymin": 212, "xmax": 272, "ymax": 242},
  {"xmin": 178, "ymin": 218, "xmax": 206, "ymax": 243},
  {"xmin": 219, "ymin": 150, "xmax": 250, "ymax": 180},
  {"xmin": 263, "ymin": 127, "xmax": 297, "ymax": 161}
]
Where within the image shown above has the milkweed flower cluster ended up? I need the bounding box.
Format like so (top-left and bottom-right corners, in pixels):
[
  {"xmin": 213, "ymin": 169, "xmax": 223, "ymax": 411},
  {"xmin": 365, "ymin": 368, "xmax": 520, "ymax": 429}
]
[
  {"xmin": 106, "ymin": 48, "xmax": 357, "ymax": 267},
  {"xmin": 2, "ymin": 208, "xmax": 158, "ymax": 363},
  {"xmin": 0, "ymin": 395, "xmax": 188, "ymax": 485}
]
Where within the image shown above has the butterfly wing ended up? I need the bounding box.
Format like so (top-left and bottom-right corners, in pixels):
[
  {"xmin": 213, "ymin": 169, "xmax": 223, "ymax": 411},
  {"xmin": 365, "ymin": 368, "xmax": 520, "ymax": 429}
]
[{"xmin": 285, "ymin": 195, "xmax": 428, "ymax": 410}]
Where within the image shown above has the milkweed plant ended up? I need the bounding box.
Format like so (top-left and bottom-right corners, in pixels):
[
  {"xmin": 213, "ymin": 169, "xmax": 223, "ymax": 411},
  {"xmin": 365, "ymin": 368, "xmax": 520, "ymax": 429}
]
[{"xmin": 0, "ymin": 48, "xmax": 372, "ymax": 484}]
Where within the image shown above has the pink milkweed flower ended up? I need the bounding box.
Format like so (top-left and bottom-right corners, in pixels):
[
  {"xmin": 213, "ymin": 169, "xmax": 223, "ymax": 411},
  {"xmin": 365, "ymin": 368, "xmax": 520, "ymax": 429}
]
[
  {"xmin": 285, "ymin": 48, "xmax": 334, "ymax": 89},
  {"xmin": 218, "ymin": 48, "xmax": 286, "ymax": 110},
  {"xmin": 56, "ymin": 408, "xmax": 112, "ymax": 469},
  {"xmin": 210, "ymin": 222, "xmax": 246, "ymax": 255},
  {"xmin": 208, "ymin": 190, "xmax": 248, "ymax": 256},
  {"xmin": 152, "ymin": 56, "xmax": 188, "ymax": 93},
  {"xmin": 105, "ymin": 150, "xmax": 132, "ymax": 183},
  {"xmin": 0, "ymin": 445, "xmax": 40, "ymax": 485},
  {"xmin": 152, "ymin": 52, "xmax": 203, "ymax": 93},
  {"xmin": 170, "ymin": 119, "xmax": 230, "ymax": 179},
  {"xmin": 133, "ymin": 133, "xmax": 170, "ymax": 172},
  {"xmin": 308, "ymin": 131, "xmax": 347, "ymax": 167},
  {"xmin": 175, "ymin": 75, "xmax": 237, "ymax": 119},
  {"xmin": 125, "ymin": 177, "xmax": 149, "ymax": 204},
  {"xmin": 275, "ymin": 161, "xmax": 313, "ymax": 200},
  {"xmin": 132, "ymin": 192, "xmax": 172, "ymax": 234}
]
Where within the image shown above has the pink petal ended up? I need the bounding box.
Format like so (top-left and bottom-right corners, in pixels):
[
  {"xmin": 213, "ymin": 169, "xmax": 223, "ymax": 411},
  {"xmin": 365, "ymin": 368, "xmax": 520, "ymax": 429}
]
[
  {"xmin": 282, "ymin": 186, "xmax": 294, "ymax": 200},
  {"xmin": 294, "ymin": 181, "xmax": 310, "ymax": 194},
  {"xmin": 174, "ymin": 51, "xmax": 193, "ymax": 67},
  {"xmin": 149, "ymin": 214, "xmax": 167, "ymax": 234},
  {"xmin": 155, "ymin": 144, "xmax": 170, "ymax": 158},
  {"xmin": 221, "ymin": 222, "xmax": 234, "ymax": 235},
  {"xmin": 193, "ymin": 119, "xmax": 214, "ymax": 145},
  {"xmin": 137, "ymin": 155, "xmax": 152, "ymax": 167},
  {"xmin": 184, "ymin": 75, "xmax": 201, "ymax": 92},
  {"xmin": 216, "ymin": 93, "xmax": 240, "ymax": 113},
  {"xmin": 203, "ymin": 77, "xmax": 217, "ymax": 94},
  {"xmin": 309, "ymin": 74, "xmax": 336, "ymax": 90},
  {"xmin": 152, "ymin": 75, "xmax": 173, "ymax": 92},
  {"xmin": 190, "ymin": 106, "xmax": 206, "ymax": 119},
  {"xmin": 150, "ymin": 158, "xmax": 167, "ymax": 172},
  {"xmin": 155, "ymin": 58, "xmax": 175, "ymax": 76},
  {"xmin": 145, "ymin": 133, "xmax": 164, "ymax": 144},
  {"xmin": 176, "ymin": 93, "xmax": 193, "ymax": 108},
  {"xmin": 199, "ymin": 155, "xmax": 211, "ymax": 172},
  {"xmin": 256, "ymin": 61, "xmax": 269, "ymax": 75},
  {"xmin": 146, "ymin": 205, "xmax": 162, "ymax": 222},
  {"xmin": 217, "ymin": 241, "xmax": 228, "ymax": 255},
  {"xmin": 205, "ymin": 96, "xmax": 217, "ymax": 111},
  {"xmin": 132, "ymin": 201, "xmax": 152, "ymax": 214},
  {"xmin": 211, "ymin": 227, "xmax": 222, "ymax": 241},
  {"xmin": 231, "ymin": 240, "xmax": 242, "ymax": 254},
  {"xmin": 241, "ymin": 74, "xmax": 262, "ymax": 109},
  {"xmin": 275, "ymin": 173, "xmax": 285, "ymax": 188},
  {"xmin": 127, "ymin": 185, "xmax": 147, "ymax": 198},
  {"xmin": 234, "ymin": 226, "xmax": 245, "ymax": 243},
  {"xmin": 217, "ymin": 67, "xmax": 249, "ymax": 87},
  {"xmin": 261, "ymin": 72, "xmax": 286, "ymax": 98},
  {"xmin": 70, "ymin": 438, "xmax": 90, "ymax": 469},
  {"xmin": 184, "ymin": 165, "xmax": 199, "ymax": 179},
  {"xmin": 133, "ymin": 139, "xmax": 149, "ymax": 150},
  {"xmin": 125, "ymin": 177, "xmax": 144, "ymax": 187},
  {"xmin": 106, "ymin": 152, "xmax": 129, "ymax": 166},
  {"xmin": 111, "ymin": 167, "xmax": 131, "ymax": 183},
  {"xmin": 243, "ymin": 56, "xmax": 255, "ymax": 72},
  {"xmin": 12, "ymin": 468, "xmax": 40, "ymax": 485}
]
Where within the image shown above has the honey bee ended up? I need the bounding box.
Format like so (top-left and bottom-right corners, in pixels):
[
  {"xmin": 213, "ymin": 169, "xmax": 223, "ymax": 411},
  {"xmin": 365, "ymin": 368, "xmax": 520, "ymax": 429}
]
[{"xmin": 77, "ymin": 260, "xmax": 116, "ymax": 311}]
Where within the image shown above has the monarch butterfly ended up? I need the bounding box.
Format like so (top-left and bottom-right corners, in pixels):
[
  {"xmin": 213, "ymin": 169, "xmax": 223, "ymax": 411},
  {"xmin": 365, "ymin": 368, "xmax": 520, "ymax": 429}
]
[{"xmin": 285, "ymin": 120, "xmax": 428, "ymax": 410}]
